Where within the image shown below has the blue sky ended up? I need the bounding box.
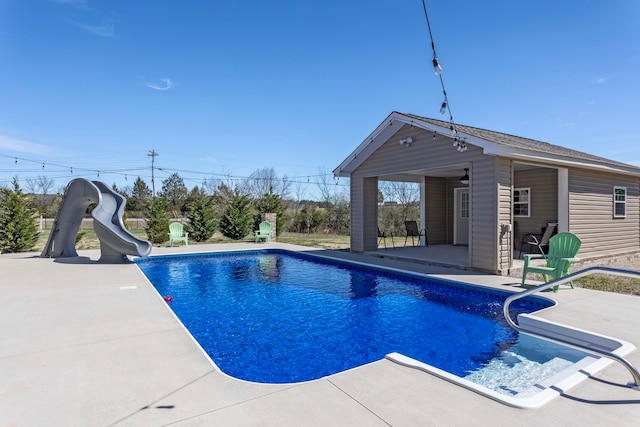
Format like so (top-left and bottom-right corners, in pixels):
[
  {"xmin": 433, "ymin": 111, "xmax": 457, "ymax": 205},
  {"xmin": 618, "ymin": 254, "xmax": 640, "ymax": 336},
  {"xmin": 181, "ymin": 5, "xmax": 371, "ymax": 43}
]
[{"xmin": 1, "ymin": 0, "xmax": 639, "ymax": 199}]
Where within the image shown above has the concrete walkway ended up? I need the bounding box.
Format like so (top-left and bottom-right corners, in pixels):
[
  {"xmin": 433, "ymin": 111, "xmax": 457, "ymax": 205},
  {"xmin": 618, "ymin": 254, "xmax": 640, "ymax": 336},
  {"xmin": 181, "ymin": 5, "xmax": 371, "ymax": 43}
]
[{"xmin": 1, "ymin": 243, "xmax": 640, "ymax": 426}]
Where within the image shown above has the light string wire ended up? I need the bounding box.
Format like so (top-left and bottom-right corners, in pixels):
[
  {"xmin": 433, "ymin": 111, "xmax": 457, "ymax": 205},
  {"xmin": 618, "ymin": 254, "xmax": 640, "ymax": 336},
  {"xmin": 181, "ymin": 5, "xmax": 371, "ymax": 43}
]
[
  {"xmin": 0, "ymin": 152, "xmax": 347, "ymax": 191},
  {"xmin": 421, "ymin": 0, "xmax": 467, "ymax": 152}
]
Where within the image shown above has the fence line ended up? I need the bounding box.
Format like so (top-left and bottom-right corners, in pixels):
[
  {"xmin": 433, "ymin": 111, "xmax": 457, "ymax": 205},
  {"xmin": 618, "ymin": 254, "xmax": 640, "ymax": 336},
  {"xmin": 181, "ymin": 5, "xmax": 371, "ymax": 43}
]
[{"xmin": 38, "ymin": 217, "xmax": 154, "ymax": 231}]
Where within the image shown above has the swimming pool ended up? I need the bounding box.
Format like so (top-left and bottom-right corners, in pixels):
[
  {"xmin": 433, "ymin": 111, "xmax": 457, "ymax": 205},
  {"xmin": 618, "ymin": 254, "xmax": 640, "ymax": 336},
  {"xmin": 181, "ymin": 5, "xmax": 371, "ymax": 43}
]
[{"xmin": 136, "ymin": 249, "xmax": 596, "ymax": 390}]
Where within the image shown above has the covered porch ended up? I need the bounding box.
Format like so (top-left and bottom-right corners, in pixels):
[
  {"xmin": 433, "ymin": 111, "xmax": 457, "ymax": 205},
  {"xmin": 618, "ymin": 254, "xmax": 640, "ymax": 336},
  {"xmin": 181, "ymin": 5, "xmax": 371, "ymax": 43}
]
[
  {"xmin": 334, "ymin": 112, "xmax": 570, "ymax": 275},
  {"xmin": 365, "ymin": 244, "xmax": 526, "ymax": 274}
]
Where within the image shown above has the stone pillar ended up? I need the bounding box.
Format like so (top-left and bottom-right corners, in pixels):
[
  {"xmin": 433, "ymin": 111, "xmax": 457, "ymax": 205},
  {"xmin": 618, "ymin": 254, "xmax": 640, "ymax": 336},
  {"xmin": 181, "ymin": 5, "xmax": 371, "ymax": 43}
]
[{"xmin": 260, "ymin": 213, "xmax": 276, "ymax": 242}]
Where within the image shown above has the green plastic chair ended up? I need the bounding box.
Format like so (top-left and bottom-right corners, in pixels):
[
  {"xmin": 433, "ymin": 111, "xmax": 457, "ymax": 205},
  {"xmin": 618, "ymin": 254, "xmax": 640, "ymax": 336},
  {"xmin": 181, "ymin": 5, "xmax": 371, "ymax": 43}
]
[
  {"xmin": 521, "ymin": 232, "xmax": 581, "ymax": 292},
  {"xmin": 255, "ymin": 221, "xmax": 271, "ymax": 243},
  {"xmin": 168, "ymin": 222, "xmax": 188, "ymax": 247}
]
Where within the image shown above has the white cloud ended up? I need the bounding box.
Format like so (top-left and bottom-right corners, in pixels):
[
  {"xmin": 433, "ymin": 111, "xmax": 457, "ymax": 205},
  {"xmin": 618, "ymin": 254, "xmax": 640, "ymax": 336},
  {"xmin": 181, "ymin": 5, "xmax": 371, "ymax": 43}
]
[
  {"xmin": 592, "ymin": 77, "xmax": 606, "ymax": 84},
  {"xmin": 77, "ymin": 20, "xmax": 115, "ymax": 37},
  {"xmin": 0, "ymin": 135, "xmax": 53, "ymax": 155},
  {"xmin": 146, "ymin": 78, "xmax": 175, "ymax": 91}
]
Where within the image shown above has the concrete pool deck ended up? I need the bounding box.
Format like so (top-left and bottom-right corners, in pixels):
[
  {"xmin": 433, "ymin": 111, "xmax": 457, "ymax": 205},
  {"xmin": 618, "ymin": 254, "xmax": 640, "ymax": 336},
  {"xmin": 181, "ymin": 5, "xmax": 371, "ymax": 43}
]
[{"xmin": 1, "ymin": 242, "xmax": 640, "ymax": 426}]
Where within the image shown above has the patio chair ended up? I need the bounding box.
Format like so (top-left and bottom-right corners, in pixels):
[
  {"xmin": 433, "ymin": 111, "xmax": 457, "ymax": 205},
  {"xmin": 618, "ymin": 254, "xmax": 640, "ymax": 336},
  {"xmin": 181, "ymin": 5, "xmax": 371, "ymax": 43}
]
[
  {"xmin": 404, "ymin": 220, "xmax": 428, "ymax": 247},
  {"xmin": 521, "ymin": 232, "xmax": 581, "ymax": 292},
  {"xmin": 168, "ymin": 222, "xmax": 188, "ymax": 247},
  {"xmin": 255, "ymin": 221, "xmax": 272, "ymax": 243},
  {"xmin": 377, "ymin": 227, "xmax": 395, "ymax": 248},
  {"xmin": 520, "ymin": 222, "xmax": 557, "ymax": 258}
]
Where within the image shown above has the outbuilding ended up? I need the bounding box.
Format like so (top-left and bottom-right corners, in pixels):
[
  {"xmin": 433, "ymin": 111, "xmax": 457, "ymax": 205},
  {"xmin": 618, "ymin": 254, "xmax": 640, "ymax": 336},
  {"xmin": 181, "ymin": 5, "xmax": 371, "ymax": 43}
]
[{"xmin": 334, "ymin": 111, "xmax": 640, "ymax": 274}]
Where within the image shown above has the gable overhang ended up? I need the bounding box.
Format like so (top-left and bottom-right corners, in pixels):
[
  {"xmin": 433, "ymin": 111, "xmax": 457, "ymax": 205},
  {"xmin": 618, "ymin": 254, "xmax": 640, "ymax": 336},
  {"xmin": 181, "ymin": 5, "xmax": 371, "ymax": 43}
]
[
  {"xmin": 333, "ymin": 112, "xmax": 499, "ymax": 178},
  {"xmin": 490, "ymin": 145, "xmax": 640, "ymax": 177},
  {"xmin": 334, "ymin": 112, "xmax": 640, "ymax": 178}
]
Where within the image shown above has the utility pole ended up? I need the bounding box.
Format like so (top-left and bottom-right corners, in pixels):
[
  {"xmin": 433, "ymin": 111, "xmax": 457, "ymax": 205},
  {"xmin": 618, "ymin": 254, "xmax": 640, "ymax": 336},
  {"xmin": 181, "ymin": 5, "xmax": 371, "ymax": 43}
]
[{"xmin": 147, "ymin": 149, "xmax": 158, "ymax": 197}]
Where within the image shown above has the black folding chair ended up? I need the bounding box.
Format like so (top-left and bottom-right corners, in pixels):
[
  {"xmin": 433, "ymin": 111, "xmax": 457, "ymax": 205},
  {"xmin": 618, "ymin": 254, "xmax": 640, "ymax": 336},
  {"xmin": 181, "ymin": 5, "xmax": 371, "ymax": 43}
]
[
  {"xmin": 404, "ymin": 221, "xmax": 428, "ymax": 247},
  {"xmin": 378, "ymin": 227, "xmax": 395, "ymax": 248}
]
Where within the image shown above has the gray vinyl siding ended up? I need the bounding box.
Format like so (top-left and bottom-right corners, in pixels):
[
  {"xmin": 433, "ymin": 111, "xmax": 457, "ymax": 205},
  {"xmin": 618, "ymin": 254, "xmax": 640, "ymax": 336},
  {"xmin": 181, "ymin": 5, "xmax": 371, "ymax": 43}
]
[
  {"xmin": 349, "ymin": 176, "xmax": 365, "ymax": 252},
  {"xmin": 569, "ymin": 169, "xmax": 640, "ymax": 258},
  {"xmin": 469, "ymin": 156, "xmax": 500, "ymax": 272},
  {"xmin": 425, "ymin": 177, "xmax": 447, "ymax": 244},
  {"xmin": 513, "ymin": 167, "xmax": 558, "ymax": 242},
  {"xmin": 350, "ymin": 125, "xmax": 480, "ymax": 178},
  {"xmin": 349, "ymin": 176, "xmax": 379, "ymax": 252},
  {"xmin": 497, "ymin": 158, "xmax": 513, "ymax": 273}
]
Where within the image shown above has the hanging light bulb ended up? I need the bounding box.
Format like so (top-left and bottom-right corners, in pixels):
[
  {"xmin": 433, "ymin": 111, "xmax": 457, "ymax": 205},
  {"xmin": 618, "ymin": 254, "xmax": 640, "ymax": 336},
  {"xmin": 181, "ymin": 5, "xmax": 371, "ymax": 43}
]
[
  {"xmin": 439, "ymin": 101, "xmax": 447, "ymax": 115},
  {"xmin": 432, "ymin": 57, "xmax": 442, "ymax": 75}
]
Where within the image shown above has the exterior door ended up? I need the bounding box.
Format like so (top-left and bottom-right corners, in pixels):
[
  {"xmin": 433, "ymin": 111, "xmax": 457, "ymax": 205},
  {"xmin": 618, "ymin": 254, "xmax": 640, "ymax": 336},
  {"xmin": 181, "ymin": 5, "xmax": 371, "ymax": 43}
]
[{"xmin": 454, "ymin": 188, "xmax": 469, "ymax": 245}]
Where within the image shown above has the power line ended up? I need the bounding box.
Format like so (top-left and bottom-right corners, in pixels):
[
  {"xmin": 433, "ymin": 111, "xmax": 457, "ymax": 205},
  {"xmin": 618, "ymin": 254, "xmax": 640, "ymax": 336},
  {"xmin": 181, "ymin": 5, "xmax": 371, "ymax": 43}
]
[
  {"xmin": 147, "ymin": 149, "xmax": 159, "ymax": 197},
  {"xmin": 0, "ymin": 151, "xmax": 350, "ymax": 196}
]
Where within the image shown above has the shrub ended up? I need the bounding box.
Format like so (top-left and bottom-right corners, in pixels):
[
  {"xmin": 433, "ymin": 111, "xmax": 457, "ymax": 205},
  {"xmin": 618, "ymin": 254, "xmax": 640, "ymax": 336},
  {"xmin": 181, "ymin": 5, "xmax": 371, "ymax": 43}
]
[
  {"xmin": 145, "ymin": 198, "xmax": 171, "ymax": 244},
  {"xmin": 219, "ymin": 194, "xmax": 252, "ymax": 240},
  {"xmin": 0, "ymin": 179, "xmax": 40, "ymax": 253},
  {"xmin": 186, "ymin": 195, "xmax": 217, "ymax": 242}
]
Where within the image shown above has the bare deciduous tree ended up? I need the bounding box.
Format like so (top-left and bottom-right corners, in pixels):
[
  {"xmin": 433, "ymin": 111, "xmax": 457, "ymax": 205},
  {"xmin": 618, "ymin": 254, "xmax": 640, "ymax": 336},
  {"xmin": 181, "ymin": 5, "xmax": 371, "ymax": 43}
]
[
  {"xmin": 25, "ymin": 175, "xmax": 56, "ymax": 215},
  {"xmin": 244, "ymin": 167, "xmax": 290, "ymax": 199}
]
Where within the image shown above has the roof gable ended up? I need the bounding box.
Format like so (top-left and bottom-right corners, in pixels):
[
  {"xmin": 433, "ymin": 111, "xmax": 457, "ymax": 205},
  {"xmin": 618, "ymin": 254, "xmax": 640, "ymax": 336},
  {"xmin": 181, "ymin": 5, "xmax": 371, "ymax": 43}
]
[{"xmin": 334, "ymin": 112, "xmax": 640, "ymax": 177}]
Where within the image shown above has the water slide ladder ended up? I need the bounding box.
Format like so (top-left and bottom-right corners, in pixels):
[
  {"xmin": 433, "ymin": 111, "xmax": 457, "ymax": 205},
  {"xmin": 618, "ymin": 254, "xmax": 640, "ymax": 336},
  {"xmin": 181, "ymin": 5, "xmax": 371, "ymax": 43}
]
[{"xmin": 503, "ymin": 266, "xmax": 640, "ymax": 390}]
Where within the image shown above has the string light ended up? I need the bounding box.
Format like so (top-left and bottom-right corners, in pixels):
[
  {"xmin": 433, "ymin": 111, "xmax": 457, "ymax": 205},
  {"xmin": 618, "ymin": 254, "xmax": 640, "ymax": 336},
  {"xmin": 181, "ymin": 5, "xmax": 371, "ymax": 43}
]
[
  {"xmin": 432, "ymin": 57, "xmax": 442, "ymax": 75},
  {"xmin": 0, "ymin": 152, "xmax": 350, "ymax": 193},
  {"xmin": 421, "ymin": 0, "xmax": 466, "ymax": 153}
]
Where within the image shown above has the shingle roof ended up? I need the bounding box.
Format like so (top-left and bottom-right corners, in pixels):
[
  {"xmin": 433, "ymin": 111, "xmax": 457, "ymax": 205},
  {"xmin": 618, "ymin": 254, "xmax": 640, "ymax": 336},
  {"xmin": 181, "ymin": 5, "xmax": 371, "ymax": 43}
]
[{"xmin": 401, "ymin": 112, "xmax": 637, "ymax": 170}]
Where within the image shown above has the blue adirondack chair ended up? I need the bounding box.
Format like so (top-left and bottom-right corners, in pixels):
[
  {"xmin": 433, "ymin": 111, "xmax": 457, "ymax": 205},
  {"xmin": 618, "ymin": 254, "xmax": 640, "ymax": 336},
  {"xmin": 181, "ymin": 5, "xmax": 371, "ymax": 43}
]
[
  {"xmin": 521, "ymin": 232, "xmax": 581, "ymax": 292},
  {"xmin": 255, "ymin": 221, "xmax": 272, "ymax": 243},
  {"xmin": 168, "ymin": 222, "xmax": 188, "ymax": 247}
]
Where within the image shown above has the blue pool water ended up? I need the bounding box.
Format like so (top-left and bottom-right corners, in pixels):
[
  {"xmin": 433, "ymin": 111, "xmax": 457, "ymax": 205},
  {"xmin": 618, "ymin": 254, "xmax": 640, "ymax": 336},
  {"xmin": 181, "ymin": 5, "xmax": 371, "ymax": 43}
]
[{"xmin": 136, "ymin": 250, "xmax": 550, "ymax": 384}]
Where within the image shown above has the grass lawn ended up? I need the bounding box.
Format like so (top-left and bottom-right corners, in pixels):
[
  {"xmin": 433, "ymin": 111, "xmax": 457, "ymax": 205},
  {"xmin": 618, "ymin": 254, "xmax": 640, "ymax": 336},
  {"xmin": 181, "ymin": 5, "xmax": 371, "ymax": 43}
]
[
  {"xmin": 31, "ymin": 228, "xmax": 639, "ymax": 296},
  {"xmin": 34, "ymin": 228, "xmax": 350, "ymax": 252}
]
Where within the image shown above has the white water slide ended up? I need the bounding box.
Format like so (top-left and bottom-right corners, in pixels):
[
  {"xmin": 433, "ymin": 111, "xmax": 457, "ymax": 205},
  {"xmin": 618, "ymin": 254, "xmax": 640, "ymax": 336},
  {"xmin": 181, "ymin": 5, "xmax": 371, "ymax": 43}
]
[{"xmin": 41, "ymin": 178, "xmax": 152, "ymax": 263}]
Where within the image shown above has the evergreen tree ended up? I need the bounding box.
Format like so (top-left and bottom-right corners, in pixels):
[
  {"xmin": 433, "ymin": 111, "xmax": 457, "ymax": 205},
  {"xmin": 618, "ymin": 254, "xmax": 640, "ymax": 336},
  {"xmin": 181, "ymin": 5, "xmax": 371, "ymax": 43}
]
[
  {"xmin": 254, "ymin": 186, "xmax": 285, "ymax": 236},
  {"xmin": 159, "ymin": 173, "xmax": 188, "ymax": 217},
  {"xmin": 219, "ymin": 193, "xmax": 252, "ymax": 240},
  {"xmin": 128, "ymin": 177, "xmax": 152, "ymax": 216},
  {"xmin": 185, "ymin": 194, "xmax": 217, "ymax": 242},
  {"xmin": 145, "ymin": 198, "xmax": 170, "ymax": 244},
  {"xmin": 0, "ymin": 178, "xmax": 39, "ymax": 253}
]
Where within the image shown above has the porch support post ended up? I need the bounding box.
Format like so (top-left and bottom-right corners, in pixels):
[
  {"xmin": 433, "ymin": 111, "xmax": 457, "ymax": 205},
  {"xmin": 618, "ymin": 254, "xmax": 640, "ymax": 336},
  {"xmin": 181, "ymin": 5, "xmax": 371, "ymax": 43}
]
[
  {"xmin": 420, "ymin": 177, "xmax": 426, "ymax": 246},
  {"xmin": 350, "ymin": 175, "xmax": 379, "ymax": 252},
  {"xmin": 558, "ymin": 168, "xmax": 569, "ymax": 232}
]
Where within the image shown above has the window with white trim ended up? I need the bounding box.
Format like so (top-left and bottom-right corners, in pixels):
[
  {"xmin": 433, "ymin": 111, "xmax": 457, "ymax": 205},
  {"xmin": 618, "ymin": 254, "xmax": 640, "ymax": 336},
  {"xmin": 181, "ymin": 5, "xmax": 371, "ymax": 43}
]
[
  {"xmin": 513, "ymin": 188, "xmax": 530, "ymax": 217},
  {"xmin": 614, "ymin": 186, "xmax": 626, "ymax": 218},
  {"xmin": 459, "ymin": 190, "xmax": 469, "ymax": 219}
]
